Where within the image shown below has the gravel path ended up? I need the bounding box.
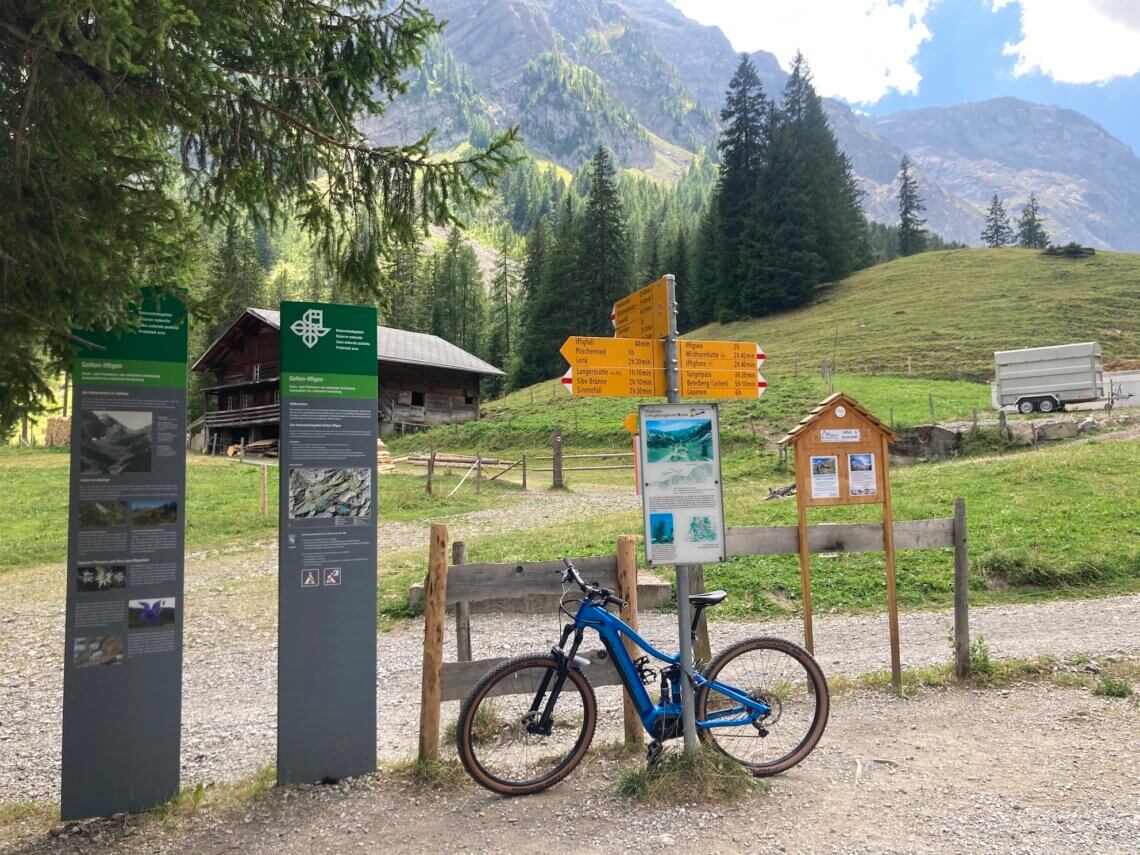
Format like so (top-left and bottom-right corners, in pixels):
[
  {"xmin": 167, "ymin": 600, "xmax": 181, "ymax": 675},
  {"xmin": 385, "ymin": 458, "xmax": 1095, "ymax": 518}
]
[
  {"xmin": 8, "ymin": 678, "xmax": 1139, "ymax": 854},
  {"xmin": 1, "ymin": 537, "xmax": 1136, "ymax": 808}
]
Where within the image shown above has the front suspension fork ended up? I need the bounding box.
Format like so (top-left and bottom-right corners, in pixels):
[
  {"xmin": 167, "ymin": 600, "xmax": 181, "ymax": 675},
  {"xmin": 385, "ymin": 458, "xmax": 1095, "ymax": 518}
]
[{"xmin": 527, "ymin": 624, "xmax": 584, "ymax": 734}]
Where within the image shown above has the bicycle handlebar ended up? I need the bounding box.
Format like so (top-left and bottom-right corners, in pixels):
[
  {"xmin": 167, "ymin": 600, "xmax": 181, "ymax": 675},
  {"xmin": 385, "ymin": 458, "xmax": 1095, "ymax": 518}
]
[{"xmin": 561, "ymin": 557, "xmax": 627, "ymax": 609}]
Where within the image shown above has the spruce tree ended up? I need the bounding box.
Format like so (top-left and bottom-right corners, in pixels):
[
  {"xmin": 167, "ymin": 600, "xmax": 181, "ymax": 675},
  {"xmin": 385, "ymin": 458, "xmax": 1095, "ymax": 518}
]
[
  {"xmin": 665, "ymin": 224, "xmax": 692, "ymax": 331},
  {"xmin": 512, "ymin": 217, "xmax": 551, "ymax": 388},
  {"xmin": 711, "ymin": 56, "xmax": 769, "ymax": 320},
  {"xmin": 577, "ymin": 147, "xmax": 630, "ymax": 335},
  {"xmin": 981, "ymin": 194, "xmax": 1014, "ymax": 247},
  {"xmin": 897, "ymin": 155, "xmax": 927, "ymax": 256},
  {"xmin": 637, "ymin": 215, "xmax": 663, "ymax": 287},
  {"xmin": 484, "ymin": 231, "xmax": 517, "ymax": 397},
  {"xmin": 1016, "ymin": 192, "xmax": 1049, "ymax": 248}
]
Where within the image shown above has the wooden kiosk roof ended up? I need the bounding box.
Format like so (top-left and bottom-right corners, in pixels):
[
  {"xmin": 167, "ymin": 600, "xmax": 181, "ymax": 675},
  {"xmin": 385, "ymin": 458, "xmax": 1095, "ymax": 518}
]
[{"xmin": 777, "ymin": 392, "xmax": 900, "ymax": 446}]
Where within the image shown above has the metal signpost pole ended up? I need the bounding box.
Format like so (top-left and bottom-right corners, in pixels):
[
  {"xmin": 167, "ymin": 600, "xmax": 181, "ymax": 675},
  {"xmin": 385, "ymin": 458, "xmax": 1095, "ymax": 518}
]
[{"xmin": 664, "ymin": 274, "xmax": 699, "ymax": 757}]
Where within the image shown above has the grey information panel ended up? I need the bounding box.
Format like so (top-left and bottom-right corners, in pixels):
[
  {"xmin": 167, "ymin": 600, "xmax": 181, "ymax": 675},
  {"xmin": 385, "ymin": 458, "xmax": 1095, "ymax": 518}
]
[
  {"xmin": 61, "ymin": 292, "xmax": 188, "ymax": 820},
  {"xmin": 278, "ymin": 301, "xmax": 378, "ymax": 785}
]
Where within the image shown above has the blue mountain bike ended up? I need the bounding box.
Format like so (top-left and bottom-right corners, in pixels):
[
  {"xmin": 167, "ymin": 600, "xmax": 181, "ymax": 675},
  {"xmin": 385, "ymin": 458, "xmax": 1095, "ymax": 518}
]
[{"xmin": 457, "ymin": 558, "xmax": 829, "ymax": 795}]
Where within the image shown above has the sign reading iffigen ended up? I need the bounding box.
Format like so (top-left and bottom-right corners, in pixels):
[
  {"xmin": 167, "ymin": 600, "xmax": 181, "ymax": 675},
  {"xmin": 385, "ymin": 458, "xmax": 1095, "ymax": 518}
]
[
  {"xmin": 62, "ymin": 290, "xmax": 188, "ymax": 820},
  {"xmin": 279, "ymin": 301, "xmax": 378, "ymax": 786},
  {"xmin": 637, "ymin": 403, "xmax": 726, "ymax": 566}
]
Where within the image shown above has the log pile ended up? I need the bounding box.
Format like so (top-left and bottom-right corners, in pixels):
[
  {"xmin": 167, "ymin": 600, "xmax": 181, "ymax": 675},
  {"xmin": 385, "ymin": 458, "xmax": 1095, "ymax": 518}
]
[
  {"xmin": 377, "ymin": 439, "xmax": 395, "ymax": 475},
  {"xmin": 226, "ymin": 438, "xmax": 279, "ymax": 457},
  {"xmin": 46, "ymin": 417, "xmax": 71, "ymax": 447}
]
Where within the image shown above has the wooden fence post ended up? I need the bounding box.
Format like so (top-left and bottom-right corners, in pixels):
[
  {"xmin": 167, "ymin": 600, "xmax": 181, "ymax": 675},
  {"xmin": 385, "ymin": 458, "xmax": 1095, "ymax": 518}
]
[
  {"xmin": 521, "ymin": 454, "xmax": 527, "ymax": 490},
  {"xmin": 796, "ymin": 500, "xmax": 814, "ymax": 654},
  {"xmin": 453, "ymin": 541, "xmax": 472, "ymax": 663},
  {"xmin": 426, "ymin": 449, "xmax": 435, "ymax": 495},
  {"xmin": 971, "ymin": 409, "xmax": 979, "ymax": 434},
  {"xmin": 616, "ymin": 536, "xmax": 642, "ymax": 746},
  {"xmin": 953, "ymin": 499, "xmax": 970, "ymax": 678},
  {"xmin": 552, "ymin": 429, "xmax": 564, "ymax": 489},
  {"xmin": 475, "ymin": 453, "xmax": 482, "ymax": 494},
  {"xmin": 928, "ymin": 393, "xmax": 936, "ymax": 425},
  {"xmin": 998, "ymin": 410, "xmax": 1008, "ymax": 440},
  {"xmin": 418, "ymin": 524, "xmax": 449, "ymax": 761},
  {"xmin": 259, "ymin": 464, "xmax": 268, "ymax": 517},
  {"xmin": 881, "ymin": 436, "xmax": 903, "ymax": 695}
]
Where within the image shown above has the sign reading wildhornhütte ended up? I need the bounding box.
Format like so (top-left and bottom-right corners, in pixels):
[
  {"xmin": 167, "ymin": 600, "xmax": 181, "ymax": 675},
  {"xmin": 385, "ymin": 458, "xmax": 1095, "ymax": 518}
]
[
  {"xmin": 637, "ymin": 403, "xmax": 726, "ymax": 566},
  {"xmin": 62, "ymin": 290, "xmax": 188, "ymax": 820},
  {"xmin": 278, "ymin": 301, "xmax": 378, "ymax": 786}
]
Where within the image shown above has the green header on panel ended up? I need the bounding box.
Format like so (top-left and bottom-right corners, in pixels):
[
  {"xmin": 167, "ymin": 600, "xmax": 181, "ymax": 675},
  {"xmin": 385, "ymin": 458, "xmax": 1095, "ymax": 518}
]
[
  {"xmin": 280, "ymin": 301, "xmax": 377, "ymax": 381},
  {"xmin": 74, "ymin": 289, "xmax": 189, "ymax": 366}
]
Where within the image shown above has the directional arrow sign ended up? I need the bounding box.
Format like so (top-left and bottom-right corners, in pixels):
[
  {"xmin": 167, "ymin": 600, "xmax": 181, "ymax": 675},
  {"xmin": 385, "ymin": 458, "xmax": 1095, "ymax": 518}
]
[
  {"xmin": 561, "ymin": 366, "xmax": 665, "ymax": 398},
  {"xmin": 622, "ymin": 412, "xmax": 639, "ymax": 434},
  {"xmin": 679, "ymin": 340, "xmax": 765, "ymax": 371},
  {"xmin": 679, "ymin": 369, "xmax": 767, "ymax": 399},
  {"xmin": 560, "ymin": 336, "xmax": 663, "ymax": 370},
  {"xmin": 611, "ymin": 277, "xmax": 669, "ymax": 340}
]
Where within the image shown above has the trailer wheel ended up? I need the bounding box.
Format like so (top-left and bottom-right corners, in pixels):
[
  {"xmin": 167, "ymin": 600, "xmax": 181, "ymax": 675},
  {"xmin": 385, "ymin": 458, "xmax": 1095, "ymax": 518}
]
[
  {"xmin": 1037, "ymin": 398, "xmax": 1057, "ymax": 413},
  {"xmin": 1017, "ymin": 399, "xmax": 1035, "ymax": 415}
]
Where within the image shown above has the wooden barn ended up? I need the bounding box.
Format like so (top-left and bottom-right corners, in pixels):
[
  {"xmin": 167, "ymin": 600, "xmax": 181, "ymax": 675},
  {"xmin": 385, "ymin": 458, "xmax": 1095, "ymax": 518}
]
[{"xmin": 191, "ymin": 307, "xmax": 504, "ymax": 450}]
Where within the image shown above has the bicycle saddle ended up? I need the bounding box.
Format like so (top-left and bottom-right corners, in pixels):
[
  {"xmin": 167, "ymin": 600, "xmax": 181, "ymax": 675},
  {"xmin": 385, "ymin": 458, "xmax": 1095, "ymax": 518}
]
[{"xmin": 689, "ymin": 590, "xmax": 727, "ymax": 607}]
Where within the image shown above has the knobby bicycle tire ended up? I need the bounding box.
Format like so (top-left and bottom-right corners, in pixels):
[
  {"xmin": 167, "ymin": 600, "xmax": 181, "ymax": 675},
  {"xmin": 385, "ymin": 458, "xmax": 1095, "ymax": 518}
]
[
  {"xmin": 456, "ymin": 653, "xmax": 597, "ymax": 796},
  {"xmin": 696, "ymin": 636, "xmax": 829, "ymax": 776}
]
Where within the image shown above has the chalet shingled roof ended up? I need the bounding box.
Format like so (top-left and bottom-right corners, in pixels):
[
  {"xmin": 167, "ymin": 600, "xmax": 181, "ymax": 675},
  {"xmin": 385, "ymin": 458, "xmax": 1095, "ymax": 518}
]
[
  {"xmin": 192, "ymin": 308, "xmax": 505, "ymax": 376},
  {"xmin": 777, "ymin": 392, "xmax": 900, "ymax": 446}
]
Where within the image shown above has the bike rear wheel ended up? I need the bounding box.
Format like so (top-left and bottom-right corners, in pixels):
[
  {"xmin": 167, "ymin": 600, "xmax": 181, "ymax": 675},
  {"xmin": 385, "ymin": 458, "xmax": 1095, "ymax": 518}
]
[
  {"xmin": 696, "ymin": 636, "xmax": 829, "ymax": 776},
  {"xmin": 456, "ymin": 654, "xmax": 596, "ymax": 795}
]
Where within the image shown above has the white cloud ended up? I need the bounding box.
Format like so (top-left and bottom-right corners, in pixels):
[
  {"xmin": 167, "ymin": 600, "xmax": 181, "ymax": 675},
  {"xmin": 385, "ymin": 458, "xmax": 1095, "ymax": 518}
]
[
  {"xmin": 673, "ymin": 0, "xmax": 934, "ymax": 105},
  {"xmin": 992, "ymin": 0, "xmax": 1140, "ymax": 83}
]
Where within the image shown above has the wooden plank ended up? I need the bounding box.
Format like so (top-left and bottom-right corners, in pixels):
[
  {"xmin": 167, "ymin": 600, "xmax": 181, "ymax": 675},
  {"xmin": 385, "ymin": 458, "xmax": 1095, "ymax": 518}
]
[
  {"xmin": 441, "ymin": 648, "xmax": 622, "ymax": 703},
  {"xmin": 443, "ymin": 555, "xmax": 618, "ymax": 605},
  {"xmin": 418, "ymin": 524, "xmax": 448, "ymax": 761},
  {"xmin": 880, "ymin": 434, "xmax": 902, "ymax": 694},
  {"xmin": 725, "ymin": 518, "xmax": 954, "ymax": 557}
]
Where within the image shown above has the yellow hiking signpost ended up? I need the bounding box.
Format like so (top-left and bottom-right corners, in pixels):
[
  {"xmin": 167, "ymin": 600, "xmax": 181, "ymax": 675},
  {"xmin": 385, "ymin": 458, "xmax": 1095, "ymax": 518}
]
[{"xmin": 559, "ymin": 273, "xmax": 768, "ymax": 760}]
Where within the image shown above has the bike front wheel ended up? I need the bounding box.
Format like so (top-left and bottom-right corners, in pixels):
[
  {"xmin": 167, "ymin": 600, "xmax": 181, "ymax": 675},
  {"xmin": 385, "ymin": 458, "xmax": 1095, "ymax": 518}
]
[
  {"xmin": 456, "ymin": 654, "xmax": 597, "ymax": 795},
  {"xmin": 696, "ymin": 636, "xmax": 829, "ymax": 776}
]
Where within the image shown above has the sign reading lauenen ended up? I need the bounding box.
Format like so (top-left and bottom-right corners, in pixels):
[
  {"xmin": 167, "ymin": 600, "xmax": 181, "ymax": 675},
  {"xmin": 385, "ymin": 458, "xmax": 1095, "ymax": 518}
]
[
  {"xmin": 638, "ymin": 403, "xmax": 726, "ymax": 566},
  {"xmin": 279, "ymin": 301, "xmax": 378, "ymax": 786},
  {"xmin": 62, "ymin": 290, "xmax": 188, "ymax": 820}
]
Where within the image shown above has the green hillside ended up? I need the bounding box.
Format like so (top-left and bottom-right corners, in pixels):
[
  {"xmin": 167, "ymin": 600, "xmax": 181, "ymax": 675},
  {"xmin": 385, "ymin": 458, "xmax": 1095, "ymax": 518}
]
[{"xmin": 688, "ymin": 248, "xmax": 1140, "ymax": 381}]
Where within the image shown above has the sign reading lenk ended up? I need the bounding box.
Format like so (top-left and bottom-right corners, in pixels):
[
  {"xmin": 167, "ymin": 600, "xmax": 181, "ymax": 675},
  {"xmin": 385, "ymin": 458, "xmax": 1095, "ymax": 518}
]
[
  {"xmin": 278, "ymin": 301, "xmax": 378, "ymax": 786},
  {"xmin": 637, "ymin": 403, "xmax": 726, "ymax": 566},
  {"xmin": 62, "ymin": 290, "xmax": 188, "ymax": 820}
]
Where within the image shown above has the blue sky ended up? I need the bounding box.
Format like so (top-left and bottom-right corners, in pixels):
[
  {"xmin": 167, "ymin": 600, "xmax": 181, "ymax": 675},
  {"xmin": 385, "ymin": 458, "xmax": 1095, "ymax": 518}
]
[{"xmin": 674, "ymin": 0, "xmax": 1140, "ymax": 155}]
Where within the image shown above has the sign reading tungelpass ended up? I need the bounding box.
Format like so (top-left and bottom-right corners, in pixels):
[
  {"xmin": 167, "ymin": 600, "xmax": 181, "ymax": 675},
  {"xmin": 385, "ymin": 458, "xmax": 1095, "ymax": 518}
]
[
  {"xmin": 62, "ymin": 290, "xmax": 188, "ymax": 820},
  {"xmin": 278, "ymin": 301, "xmax": 378, "ymax": 786}
]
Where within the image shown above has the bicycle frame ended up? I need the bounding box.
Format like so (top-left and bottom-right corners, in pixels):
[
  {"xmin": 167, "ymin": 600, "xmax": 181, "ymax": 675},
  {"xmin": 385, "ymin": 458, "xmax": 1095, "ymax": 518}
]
[{"xmin": 563, "ymin": 600, "xmax": 772, "ymax": 736}]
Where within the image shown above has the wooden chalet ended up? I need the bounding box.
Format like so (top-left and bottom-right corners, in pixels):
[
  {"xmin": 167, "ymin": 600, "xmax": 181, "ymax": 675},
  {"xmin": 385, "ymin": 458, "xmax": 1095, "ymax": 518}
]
[{"xmin": 191, "ymin": 308, "xmax": 504, "ymax": 450}]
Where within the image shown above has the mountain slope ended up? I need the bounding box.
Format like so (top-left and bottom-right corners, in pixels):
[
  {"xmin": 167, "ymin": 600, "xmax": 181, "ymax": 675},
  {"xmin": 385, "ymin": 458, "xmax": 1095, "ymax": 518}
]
[
  {"xmin": 868, "ymin": 99, "xmax": 1140, "ymax": 251},
  {"xmin": 364, "ymin": 0, "xmax": 1140, "ymax": 250},
  {"xmin": 689, "ymin": 249, "xmax": 1140, "ymax": 381}
]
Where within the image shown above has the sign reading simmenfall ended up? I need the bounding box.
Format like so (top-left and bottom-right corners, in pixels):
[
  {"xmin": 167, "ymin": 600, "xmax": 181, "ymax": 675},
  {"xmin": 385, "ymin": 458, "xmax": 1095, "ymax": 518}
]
[
  {"xmin": 278, "ymin": 301, "xmax": 378, "ymax": 787},
  {"xmin": 561, "ymin": 366, "xmax": 665, "ymax": 397}
]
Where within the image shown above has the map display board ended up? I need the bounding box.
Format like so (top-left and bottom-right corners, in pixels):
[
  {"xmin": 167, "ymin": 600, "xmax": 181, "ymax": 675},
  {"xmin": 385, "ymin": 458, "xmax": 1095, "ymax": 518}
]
[
  {"xmin": 62, "ymin": 291, "xmax": 188, "ymax": 820},
  {"xmin": 278, "ymin": 301, "xmax": 378, "ymax": 786},
  {"xmin": 637, "ymin": 403, "xmax": 726, "ymax": 566}
]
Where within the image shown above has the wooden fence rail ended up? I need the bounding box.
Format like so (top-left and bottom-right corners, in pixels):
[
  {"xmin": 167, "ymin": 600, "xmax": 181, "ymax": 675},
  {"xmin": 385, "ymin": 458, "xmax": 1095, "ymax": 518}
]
[{"xmin": 418, "ymin": 536, "xmax": 645, "ymax": 761}]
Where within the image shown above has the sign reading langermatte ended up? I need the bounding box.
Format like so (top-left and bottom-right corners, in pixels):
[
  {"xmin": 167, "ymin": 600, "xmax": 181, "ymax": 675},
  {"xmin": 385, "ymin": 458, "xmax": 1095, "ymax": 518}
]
[
  {"xmin": 279, "ymin": 302, "xmax": 378, "ymax": 785},
  {"xmin": 62, "ymin": 291, "xmax": 188, "ymax": 820}
]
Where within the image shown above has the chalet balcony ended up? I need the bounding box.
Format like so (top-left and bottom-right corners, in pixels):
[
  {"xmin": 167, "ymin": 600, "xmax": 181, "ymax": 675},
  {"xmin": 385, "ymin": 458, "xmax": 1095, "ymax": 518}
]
[
  {"xmin": 203, "ymin": 361, "xmax": 279, "ymax": 392},
  {"xmin": 203, "ymin": 403, "xmax": 280, "ymax": 428}
]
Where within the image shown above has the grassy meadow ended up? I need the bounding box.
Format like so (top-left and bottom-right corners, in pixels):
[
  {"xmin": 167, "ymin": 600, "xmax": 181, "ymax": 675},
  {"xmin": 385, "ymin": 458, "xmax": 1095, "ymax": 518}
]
[{"xmin": 688, "ymin": 248, "xmax": 1140, "ymax": 381}]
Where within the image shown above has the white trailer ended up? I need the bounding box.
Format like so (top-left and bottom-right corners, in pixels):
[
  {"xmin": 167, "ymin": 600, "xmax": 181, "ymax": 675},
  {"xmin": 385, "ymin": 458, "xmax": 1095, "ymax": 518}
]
[{"xmin": 993, "ymin": 342, "xmax": 1103, "ymax": 414}]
